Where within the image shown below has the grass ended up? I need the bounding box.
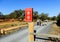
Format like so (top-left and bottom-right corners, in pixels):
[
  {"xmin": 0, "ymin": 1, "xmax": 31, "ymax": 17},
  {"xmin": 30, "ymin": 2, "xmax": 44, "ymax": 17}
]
[
  {"xmin": 46, "ymin": 23, "xmax": 60, "ymax": 42},
  {"xmin": 50, "ymin": 23, "xmax": 60, "ymax": 35},
  {"xmin": 0, "ymin": 21, "xmax": 28, "ymax": 35},
  {"xmin": 0, "ymin": 21, "xmax": 27, "ymax": 29}
]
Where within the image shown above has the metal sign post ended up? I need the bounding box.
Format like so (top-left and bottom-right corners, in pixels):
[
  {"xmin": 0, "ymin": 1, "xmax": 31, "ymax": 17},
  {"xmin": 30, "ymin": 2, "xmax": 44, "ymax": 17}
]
[{"xmin": 25, "ymin": 8, "xmax": 34, "ymax": 42}]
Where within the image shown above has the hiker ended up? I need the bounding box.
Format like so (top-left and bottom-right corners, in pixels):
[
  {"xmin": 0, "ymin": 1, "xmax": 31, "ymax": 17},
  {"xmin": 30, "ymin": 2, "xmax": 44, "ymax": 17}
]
[
  {"xmin": 37, "ymin": 19, "xmax": 41, "ymax": 26},
  {"xmin": 40, "ymin": 20, "xmax": 42, "ymax": 26},
  {"xmin": 37, "ymin": 19, "xmax": 39, "ymax": 25}
]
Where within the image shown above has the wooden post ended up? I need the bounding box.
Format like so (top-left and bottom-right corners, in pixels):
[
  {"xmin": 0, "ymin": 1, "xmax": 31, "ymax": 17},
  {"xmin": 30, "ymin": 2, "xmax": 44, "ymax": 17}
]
[{"xmin": 29, "ymin": 22, "xmax": 34, "ymax": 42}]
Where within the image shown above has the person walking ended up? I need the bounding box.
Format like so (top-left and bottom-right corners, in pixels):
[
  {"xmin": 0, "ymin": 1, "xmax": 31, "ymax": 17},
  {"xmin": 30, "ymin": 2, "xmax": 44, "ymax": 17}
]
[
  {"xmin": 40, "ymin": 20, "xmax": 41, "ymax": 26},
  {"xmin": 37, "ymin": 19, "xmax": 40, "ymax": 26}
]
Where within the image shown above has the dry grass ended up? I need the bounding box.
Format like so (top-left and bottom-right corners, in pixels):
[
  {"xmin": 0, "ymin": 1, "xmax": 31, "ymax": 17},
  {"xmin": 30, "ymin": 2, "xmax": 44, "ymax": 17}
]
[
  {"xmin": 46, "ymin": 23, "xmax": 60, "ymax": 42},
  {"xmin": 50, "ymin": 23, "xmax": 60, "ymax": 35},
  {"xmin": 0, "ymin": 21, "xmax": 28, "ymax": 35},
  {"xmin": 0, "ymin": 21, "xmax": 27, "ymax": 25},
  {"xmin": 0, "ymin": 21, "xmax": 27, "ymax": 29}
]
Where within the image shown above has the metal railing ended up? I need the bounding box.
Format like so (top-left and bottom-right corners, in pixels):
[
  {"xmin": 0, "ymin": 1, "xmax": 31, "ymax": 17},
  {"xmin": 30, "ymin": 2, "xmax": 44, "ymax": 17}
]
[
  {"xmin": 0, "ymin": 25, "xmax": 28, "ymax": 35},
  {"xmin": 31, "ymin": 30, "xmax": 60, "ymax": 42}
]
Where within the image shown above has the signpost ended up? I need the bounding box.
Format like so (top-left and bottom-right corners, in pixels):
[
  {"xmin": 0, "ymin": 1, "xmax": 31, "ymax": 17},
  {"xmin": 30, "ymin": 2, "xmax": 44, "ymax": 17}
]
[
  {"xmin": 25, "ymin": 8, "xmax": 33, "ymax": 22},
  {"xmin": 25, "ymin": 8, "xmax": 34, "ymax": 42}
]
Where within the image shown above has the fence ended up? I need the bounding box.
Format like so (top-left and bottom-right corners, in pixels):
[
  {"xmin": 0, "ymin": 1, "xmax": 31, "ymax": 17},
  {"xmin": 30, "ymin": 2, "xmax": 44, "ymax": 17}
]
[
  {"xmin": 32, "ymin": 30, "xmax": 60, "ymax": 42},
  {"xmin": 0, "ymin": 25, "xmax": 28, "ymax": 35}
]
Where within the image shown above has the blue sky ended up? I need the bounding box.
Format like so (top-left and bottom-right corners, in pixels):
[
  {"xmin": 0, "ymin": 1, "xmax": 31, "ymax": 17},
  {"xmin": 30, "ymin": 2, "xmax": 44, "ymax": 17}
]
[{"xmin": 0, "ymin": 0, "xmax": 60, "ymax": 17}]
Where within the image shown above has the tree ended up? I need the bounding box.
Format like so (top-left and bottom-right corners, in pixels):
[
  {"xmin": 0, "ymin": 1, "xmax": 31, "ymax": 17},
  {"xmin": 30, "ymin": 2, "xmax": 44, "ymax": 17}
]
[
  {"xmin": 51, "ymin": 16, "xmax": 57, "ymax": 21},
  {"xmin": 33, "ymin": 11, "xmax": 38, "ymax": 20},
  {"xmin": 47, "ymin": 17, "xmax": 51, "ymax": 20},
  {"xmin": 40, "ymin": 13, "xmax": 48, "ymax": 21},
  {"xmin": 0, "ymin": 12, "xmax": 3, "ymax": 18},
  {"xmin": 56, "ymin": 14, "xmax": 60, "ymax": 26},
  {"xmin": 9, "ymin": 9, "xmax": 24, "ymax": 19},
  {"xmin": 0, "ymin": 12, "xmax": 4, "ymax": 19},
  {"xmin": 9, "ymin": 12, "xmax": 17, "ymax": 18}
]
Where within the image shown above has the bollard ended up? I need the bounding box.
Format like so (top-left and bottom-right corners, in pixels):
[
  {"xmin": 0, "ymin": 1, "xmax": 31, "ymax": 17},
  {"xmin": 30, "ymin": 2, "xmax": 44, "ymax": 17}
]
[
  {"xmin": 0, "ymin": 29, "xmax": 2, "ymax": 35},
  {"xmin": 3, "ymin": 30, "xmax": 5, "ymax": 35},
  {"xmin": 34, "ymin": 30, "xmax": 36, "ymax": 41}
]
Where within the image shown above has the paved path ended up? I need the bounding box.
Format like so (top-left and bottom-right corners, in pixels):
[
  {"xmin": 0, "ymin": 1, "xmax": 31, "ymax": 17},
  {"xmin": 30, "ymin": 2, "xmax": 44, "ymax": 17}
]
[{"xmin": 0, "ymin": 22, "xmax": 52, "ymax": 42}]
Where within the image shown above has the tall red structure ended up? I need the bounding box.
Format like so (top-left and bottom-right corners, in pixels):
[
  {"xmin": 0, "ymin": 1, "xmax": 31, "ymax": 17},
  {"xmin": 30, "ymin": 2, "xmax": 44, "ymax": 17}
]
[{"xmin": 25, "ymin": 8, "xmax": 33, "ymax": 22}]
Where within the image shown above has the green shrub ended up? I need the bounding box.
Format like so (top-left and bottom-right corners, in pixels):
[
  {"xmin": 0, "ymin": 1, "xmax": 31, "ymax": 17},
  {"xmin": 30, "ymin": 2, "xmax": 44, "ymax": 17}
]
[{"xmin": 56, "ymin": 14, "xmax": 60, "ymax": 26}]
